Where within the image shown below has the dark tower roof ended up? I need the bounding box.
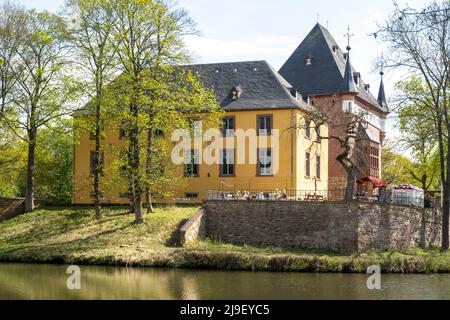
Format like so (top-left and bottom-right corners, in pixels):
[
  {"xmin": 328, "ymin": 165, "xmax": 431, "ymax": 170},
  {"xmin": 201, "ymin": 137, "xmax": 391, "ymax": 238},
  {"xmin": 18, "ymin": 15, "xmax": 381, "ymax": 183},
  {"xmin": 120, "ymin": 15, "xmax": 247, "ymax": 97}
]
[
  {"xmin": 377, "ymin": 71, "xmax": 388, "ymax": 110},
  {"xmin": 279, "ymin": 23, "xmax": 388, "ymax": 112},
  {"xmin": 340, "ymin": 47, "xmax": 358, "ymax": 93}
]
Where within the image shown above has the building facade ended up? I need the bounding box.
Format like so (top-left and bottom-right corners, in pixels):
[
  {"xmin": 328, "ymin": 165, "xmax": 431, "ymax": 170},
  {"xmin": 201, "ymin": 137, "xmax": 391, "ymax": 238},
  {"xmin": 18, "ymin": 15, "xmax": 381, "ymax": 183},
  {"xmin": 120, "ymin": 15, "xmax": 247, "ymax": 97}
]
[
  {"xmin": 73, "ymin": 60, "xmax": 328, "ymax": 204},
  {"xmin": 279, "ymin": 23, "xmax": 389, "ymax": 189}
]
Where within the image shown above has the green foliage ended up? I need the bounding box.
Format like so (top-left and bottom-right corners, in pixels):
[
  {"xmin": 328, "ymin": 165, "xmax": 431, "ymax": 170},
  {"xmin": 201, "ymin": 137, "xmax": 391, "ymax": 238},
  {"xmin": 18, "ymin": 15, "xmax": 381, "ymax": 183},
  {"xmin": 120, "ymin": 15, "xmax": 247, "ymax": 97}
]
[
  {"xmin": 33, "ymin": 123, "xmax": 73, "ymax": 203},
  {"xmin": 393, "ymin": 77, "xmax": 442, "ymax": 190},
  {"xmin": 381, "ymin": 143, "xmax": 416, "ymax": 186},
  {"xmin": 0, "ymin": 124, "xmax": 26, "ymax": 198},
  {"xmin": 0, "ymin": 119, "xmax": 73, "ymax": 203}
]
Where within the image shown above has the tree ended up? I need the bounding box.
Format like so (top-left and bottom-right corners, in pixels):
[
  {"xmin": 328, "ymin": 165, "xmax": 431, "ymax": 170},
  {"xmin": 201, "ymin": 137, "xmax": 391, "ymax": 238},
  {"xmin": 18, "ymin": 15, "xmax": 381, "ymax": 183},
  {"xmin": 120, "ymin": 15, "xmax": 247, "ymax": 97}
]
[
  {"xmin": 395, "ymin": 77, "xmax": 441, "ymax": 191},
  {"xmin": 19, "ymin": 120, "xmax": 73, "ymax": 203},
  {"xmin": 0, "ymin": 125, "xmax": 26, "ymax": 198},
  {"xmin": 0, "ymin": 0, "xmax": 26, "ymax": 116},
  {"xmin": 0, "ymin": 1, "xmax": 26, "ymax": 195},
  {"xmin": 301, "ymin": 98, "xmax": 370, "ymax": 201},
  {"xmin": 378, "ymin": 1, "xmax": 450, "ymax": 250},
  {"xmin": 2, "ymin": 10, "xmax": 78, "ymax": 212},
  {"xmin": 110, "ymin": 0, "xmax": 222, "ymax": 223},
  {"xmin": 67, "ymin": 0, "xmax": 117, "ymax": 219},
  {"xmin": 381, "ymin": 142, "xmax": 416, "ymax": 186}
]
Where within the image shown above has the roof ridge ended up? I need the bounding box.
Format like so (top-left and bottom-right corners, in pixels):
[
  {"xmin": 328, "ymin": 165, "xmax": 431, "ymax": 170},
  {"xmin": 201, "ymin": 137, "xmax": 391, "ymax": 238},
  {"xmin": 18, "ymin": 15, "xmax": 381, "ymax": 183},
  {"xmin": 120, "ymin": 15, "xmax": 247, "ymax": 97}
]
[
  {"xmin": 262, "ymin": 61, "xmax": 309, "ymax": 108},
  {"xmin": 182, "ymin": 60, "xmax": 267, "ymax": 68}
]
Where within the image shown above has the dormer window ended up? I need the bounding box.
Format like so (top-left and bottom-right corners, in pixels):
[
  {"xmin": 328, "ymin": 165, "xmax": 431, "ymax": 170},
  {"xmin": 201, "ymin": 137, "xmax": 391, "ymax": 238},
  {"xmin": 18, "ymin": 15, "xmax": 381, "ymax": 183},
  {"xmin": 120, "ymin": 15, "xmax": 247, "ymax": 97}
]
[
  {"xmin": 353, "ymin": 72, "xmax": 361, "ymax": 86},
  {"xmin": 290, "ymin": 88, "xmax": 301, "ymax": 100},
  {"xmin": 305, "ymin": 55, "xmax": 313, "ymax": 65},
  {"xmin": 364, "ymin": 84, "xmax": 370, "ymax": 92},
  {"xmin": 332, "ymin": 45, "xmax": 339, "ymax": 54},
  {"xmin": 230, "ymin": 86, "xmax": 241, "ymax": 100}
]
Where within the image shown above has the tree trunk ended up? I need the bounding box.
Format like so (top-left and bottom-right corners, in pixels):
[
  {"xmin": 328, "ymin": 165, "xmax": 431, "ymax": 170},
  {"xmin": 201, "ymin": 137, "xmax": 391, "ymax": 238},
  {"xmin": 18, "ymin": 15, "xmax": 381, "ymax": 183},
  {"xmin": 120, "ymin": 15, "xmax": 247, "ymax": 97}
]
[
  {"xmin": 129, "ymin": 100, "xmax": 144, "ymax": 224},
  {"xmin": 442, "ymin": 185, "xmax": 449, "ymax": 251},
  {"xmin": 145, "ymin": 191, "xmax": 154, "ymax": 214},
  {"xmin": 344, "ymin": 167, "xmax": 356, "ymax": 201},
  {"xmin": 441, "ymin": 144, "xmax": 450, "ymax": 251},
  {"xmin": 93, "ymin": 100, "xmax": 102, "ymax": 220},
  {"xmin": 24, "ymin": 129, "xmax": 36, "ymax": 213},
  {"xmin": 145, "ymin": 129, "xmax": 154, "ymax": 214}
]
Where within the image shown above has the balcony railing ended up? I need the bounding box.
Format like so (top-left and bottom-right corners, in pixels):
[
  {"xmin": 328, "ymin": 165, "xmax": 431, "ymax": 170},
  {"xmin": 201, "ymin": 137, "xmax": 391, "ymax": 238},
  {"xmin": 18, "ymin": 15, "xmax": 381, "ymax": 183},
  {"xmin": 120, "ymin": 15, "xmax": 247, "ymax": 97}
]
[{"xmin": 207, "ymin": 189, "xmax": 434, "ymax": 208}]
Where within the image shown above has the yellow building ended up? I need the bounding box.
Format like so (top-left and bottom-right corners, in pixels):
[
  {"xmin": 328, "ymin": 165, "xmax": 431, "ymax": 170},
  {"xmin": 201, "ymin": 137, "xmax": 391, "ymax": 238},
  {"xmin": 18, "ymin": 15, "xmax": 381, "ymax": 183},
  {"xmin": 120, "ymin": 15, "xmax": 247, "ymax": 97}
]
[{"xmin": 73, "ymin": 61, "xmax": 328, "ymax": 204}]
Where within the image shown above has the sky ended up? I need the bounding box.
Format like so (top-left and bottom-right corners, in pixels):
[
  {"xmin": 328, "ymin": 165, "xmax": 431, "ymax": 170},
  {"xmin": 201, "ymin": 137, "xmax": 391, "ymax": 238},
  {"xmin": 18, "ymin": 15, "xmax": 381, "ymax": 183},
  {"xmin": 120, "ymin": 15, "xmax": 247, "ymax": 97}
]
[{"xmin": 16, "ymin": 0, "xmax": 433, "ymax": 147}]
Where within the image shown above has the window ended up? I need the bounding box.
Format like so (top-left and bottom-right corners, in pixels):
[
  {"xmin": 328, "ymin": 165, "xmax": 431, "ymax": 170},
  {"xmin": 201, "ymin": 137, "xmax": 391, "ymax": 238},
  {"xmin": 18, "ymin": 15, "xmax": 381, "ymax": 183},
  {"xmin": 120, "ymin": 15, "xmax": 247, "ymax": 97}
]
[
  {"xmin": 316, "ymin": 156, "xmax": 321, "ymax": 179},
  {"xmin": 305, "ymin": 120, "xmax": 311, "ymax": 139},
  {"xmin": 119, "ymin": 192, "xmax": 131, "ymax": 199},
  {"xmin": 257, "ymin": 115, "xmax": 272, "ymax": 136},
  {"xmin": 221, "ymin": 116, "xmax": 235, "ymax": 136},
  {"xmin": 315, "ymin": 126, "xmax": 321, "ymax": 142},
  {"xmin": 230, "ymin": 86, "xmax": 241, "ymax": 100},
  {"xmin": 257, "ymin": 148, "xmax": 273, "ymax": 176},
  {"xmin": 154, "ymin": 129, "xmax": 164, "ymax": 137},
  {"xmin": 305, "ymin": 55, "xmax": 313, "ymax": 65},
  {"xmin": 369, "ymin": 143, "xmax": 380, "ymax": 178},
  {"xmin": 184, "ymin": 193, "xmax": 199, "ymax": 199},
  {"xmin": 90, "ymin": 151, "xmax": 104, "ymax": 175},
  {"xmin": 184, "ymin": 149, "xmax": 199, "ymax": 177},
  {"xmin": 344, "ymin": 101, "xmax": 353, "ymax": 113},
  {"xmin": 220, "ymin": 149, "xmax": 235, "ymax": 177},
  {"xmin": 332, "ymin": 45, "xmax": 338, "ymax": 54},
  {"xmin": 305, "ymin": 152, "xmax": 311, "ymax": 178}
]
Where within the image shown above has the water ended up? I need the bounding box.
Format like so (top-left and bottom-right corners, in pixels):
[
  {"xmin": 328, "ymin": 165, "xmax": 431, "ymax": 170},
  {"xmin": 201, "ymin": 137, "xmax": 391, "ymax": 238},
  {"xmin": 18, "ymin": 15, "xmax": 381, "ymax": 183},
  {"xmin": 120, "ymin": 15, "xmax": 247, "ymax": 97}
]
[{"xmin": 0, "ymin": 263, "xmax": 449, "ymax": 300}]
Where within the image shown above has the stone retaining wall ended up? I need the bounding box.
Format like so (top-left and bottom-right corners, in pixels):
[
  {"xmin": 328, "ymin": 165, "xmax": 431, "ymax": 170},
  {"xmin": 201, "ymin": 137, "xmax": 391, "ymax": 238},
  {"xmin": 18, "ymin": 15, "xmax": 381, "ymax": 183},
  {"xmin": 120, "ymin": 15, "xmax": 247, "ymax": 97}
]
[
  {"xmin": 180, "ymin": 209, "xmax": 205, "ymax": 243},
  {"xmin": 0, "ymin": 198, "xmax": 25, "ymax": 222},
  {"xmin": 191, "ymin": 200, "xmax": 444, "ymax": 253}
]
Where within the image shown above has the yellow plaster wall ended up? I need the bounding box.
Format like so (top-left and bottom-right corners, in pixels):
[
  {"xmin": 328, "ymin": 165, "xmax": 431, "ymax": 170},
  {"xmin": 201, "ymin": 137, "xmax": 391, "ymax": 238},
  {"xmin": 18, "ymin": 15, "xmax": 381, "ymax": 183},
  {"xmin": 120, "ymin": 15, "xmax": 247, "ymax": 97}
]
[{"xmin": 73, "ymin": 108, "xmax": 328, "ymax": 204}]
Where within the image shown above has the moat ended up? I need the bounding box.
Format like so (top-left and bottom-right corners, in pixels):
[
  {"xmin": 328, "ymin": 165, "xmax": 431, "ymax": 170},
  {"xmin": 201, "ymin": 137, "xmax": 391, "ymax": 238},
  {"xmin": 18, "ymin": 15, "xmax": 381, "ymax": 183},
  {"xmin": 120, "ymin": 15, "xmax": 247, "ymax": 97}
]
[{"xmin": 1, "ymin": 263, "xmax": 449, "ymax": 300}]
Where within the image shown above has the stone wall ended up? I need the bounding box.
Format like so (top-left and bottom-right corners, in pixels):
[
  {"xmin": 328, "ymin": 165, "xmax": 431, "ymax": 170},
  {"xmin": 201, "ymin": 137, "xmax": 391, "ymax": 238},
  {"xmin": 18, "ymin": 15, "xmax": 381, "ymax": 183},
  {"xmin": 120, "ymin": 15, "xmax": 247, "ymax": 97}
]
[
  {"xmin": 357, "ymin": 203, "xmax": 442, "ymax": 252},
  {"xmin": 198, "ymin": 200, "xmax": 443, "ymax": 253},
  {"xmin": 180, "ymin": 209, "xmax": 206, "ymax": 243},
  {"xmin": 0, "ymin": 198, "xmax": 25, "ymax": 222}
]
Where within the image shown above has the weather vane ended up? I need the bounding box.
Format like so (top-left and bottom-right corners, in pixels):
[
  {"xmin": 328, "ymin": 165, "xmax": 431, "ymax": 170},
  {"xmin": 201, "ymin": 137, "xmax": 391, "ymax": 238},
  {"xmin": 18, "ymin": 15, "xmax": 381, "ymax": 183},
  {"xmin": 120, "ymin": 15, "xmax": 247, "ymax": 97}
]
[{"xmin": 344, "ymin": 25, "xmax": 354, "ymax": 49}]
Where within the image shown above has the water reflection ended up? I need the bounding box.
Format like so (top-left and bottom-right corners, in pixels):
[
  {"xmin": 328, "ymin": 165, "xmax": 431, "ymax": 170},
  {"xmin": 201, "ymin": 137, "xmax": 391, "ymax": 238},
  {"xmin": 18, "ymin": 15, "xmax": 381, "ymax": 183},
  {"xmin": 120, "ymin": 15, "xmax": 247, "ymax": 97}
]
[{"xmin": 0, "ymin": 263, "xmax": 449, "ymax": 300}]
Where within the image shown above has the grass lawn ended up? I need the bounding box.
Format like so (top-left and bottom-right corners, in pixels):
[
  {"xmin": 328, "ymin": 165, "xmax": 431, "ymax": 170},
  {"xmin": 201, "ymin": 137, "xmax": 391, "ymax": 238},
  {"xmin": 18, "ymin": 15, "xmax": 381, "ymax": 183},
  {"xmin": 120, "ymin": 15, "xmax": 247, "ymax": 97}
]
[{"xmin": 1, "ymin": 206, "xmax": 450, "ymax": 273}]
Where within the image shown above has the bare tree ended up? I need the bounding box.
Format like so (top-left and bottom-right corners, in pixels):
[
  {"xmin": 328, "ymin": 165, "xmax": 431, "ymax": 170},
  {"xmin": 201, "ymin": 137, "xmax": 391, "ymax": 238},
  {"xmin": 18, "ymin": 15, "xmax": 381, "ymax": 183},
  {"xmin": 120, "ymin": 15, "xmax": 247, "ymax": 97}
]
[
  {"xmin": 378, "ymin": 1, "xmax": 450, "ymax": 250},
  {"xmin": 299, "ymin": 99, "xmax": 370, "ymax": 201}
]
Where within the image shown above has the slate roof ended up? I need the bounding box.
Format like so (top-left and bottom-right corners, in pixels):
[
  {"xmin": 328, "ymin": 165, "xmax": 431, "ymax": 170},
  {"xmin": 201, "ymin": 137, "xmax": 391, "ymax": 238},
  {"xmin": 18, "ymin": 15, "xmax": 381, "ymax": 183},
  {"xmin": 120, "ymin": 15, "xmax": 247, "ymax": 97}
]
[
  {"xmin": 340, "ymin": 50, "xmax": 358, "ymax": 93},
  {"xmin": 183, "ymin": 60, "xmax": 310, "ymax": 112},
  {"xmin": 279, "ymin": 23, "xmax": 389, "ymax": 113},
  {"xmin": 377, "ymin": 72, "xmax": 388, "ymax": 110}
]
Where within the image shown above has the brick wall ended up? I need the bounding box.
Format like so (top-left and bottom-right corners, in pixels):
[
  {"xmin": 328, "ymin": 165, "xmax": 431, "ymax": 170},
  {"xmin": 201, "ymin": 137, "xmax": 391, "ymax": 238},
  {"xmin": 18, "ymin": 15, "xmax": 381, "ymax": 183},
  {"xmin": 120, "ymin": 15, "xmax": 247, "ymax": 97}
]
[{"xmin": 196, "ymin": 200, "xmax": 443, "ymax": 253}]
